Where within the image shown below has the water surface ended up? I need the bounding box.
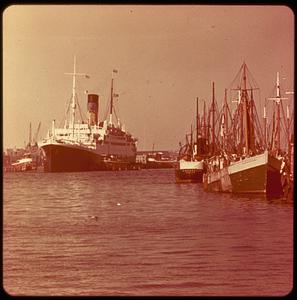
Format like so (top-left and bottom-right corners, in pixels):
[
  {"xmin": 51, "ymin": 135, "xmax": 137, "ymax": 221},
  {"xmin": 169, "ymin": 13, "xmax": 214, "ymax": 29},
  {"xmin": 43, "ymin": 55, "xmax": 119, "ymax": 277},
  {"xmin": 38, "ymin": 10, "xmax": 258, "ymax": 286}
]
[{"xmin": 3, "ymin": 169, "xmax": 293, "ymax": 296}]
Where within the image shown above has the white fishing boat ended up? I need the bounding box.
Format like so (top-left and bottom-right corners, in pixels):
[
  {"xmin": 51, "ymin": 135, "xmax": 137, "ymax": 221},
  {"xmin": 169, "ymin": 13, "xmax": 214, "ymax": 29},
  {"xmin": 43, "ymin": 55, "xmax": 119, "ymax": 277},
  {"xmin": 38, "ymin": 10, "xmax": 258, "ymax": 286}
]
[{"xmin": 175, "ymin": 98, "xmax": 209, "ymax": 183}]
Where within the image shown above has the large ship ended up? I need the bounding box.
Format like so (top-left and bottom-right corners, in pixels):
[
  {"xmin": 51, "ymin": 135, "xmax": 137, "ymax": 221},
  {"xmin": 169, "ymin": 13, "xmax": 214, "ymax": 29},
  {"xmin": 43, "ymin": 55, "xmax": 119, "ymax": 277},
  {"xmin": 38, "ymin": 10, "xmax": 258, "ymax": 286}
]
[
  {"xmin": 39, "ymin": 57, "xmax": 137, "ymax": 172},
  {"xmin": 203, "ymin": 62, "xmax": 284, "ymax": 198}
]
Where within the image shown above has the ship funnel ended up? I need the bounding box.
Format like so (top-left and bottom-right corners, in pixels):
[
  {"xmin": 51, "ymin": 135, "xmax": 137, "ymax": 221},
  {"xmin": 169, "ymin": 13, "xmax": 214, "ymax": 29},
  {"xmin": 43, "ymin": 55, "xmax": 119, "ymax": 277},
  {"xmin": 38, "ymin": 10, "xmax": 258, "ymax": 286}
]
[{"xmin": 87, "ymin": 94, "xmax": 99, "ymax": 125}]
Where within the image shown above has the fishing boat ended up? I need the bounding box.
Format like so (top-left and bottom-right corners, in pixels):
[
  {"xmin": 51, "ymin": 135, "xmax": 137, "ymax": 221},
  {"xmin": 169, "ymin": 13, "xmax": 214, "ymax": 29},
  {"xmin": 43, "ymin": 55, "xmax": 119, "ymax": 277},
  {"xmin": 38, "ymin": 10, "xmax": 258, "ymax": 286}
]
[
  {"xmin": 175, "ymin": 98, "xmax": 209, "ymax": 183},
  {"xmin": 39, "ymin": 57, "xmax": 137, "ymax": 172},
  {"xmin": 203, "ymin": 62, "xmax": 284, "ymax": 198}
]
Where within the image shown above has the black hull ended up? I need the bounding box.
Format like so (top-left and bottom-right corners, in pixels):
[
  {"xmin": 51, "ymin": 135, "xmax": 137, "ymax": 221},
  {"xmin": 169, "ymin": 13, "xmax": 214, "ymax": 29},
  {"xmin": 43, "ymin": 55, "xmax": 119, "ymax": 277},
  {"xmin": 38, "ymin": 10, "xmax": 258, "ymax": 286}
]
[
  {"xmin": 203, "ymin": 153, "xmax": 283, "ymax": 198},
  {"xmin": 42, "ymin": 144, "xmax": 135, "ymax": 172},
  {"xmin": 229, "ymin": 163, "xmax": 283, "ymax": 197},
  {"xmin": 175, "ymin": 169, "xmax": 204, "ymax": 183}
]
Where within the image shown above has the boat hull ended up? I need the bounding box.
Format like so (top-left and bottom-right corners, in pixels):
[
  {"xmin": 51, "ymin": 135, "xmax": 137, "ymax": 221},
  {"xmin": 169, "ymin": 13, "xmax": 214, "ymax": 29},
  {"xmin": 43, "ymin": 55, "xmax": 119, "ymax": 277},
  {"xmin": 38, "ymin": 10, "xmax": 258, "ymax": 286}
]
[
  {"xmin": 175, "ymin": 168, "xmax": 204, "ymax": 183},
  {"xmin": 203, "ymin": 151, "xmax": 283, "ymax": 197},
  {"xmin": 175, "ymin": 160, "xmax": 204, "ymax": 183},
  {"xmin": 41, "ymin": 143, "xmax": 135, "ymax": 172},
  {"xmin": 144, "ymin": 161, "xmax": 176, "ymax": 169},
  {"xmin": 41, "ymin": 144, "xmax": 105, "ymax": 172}
]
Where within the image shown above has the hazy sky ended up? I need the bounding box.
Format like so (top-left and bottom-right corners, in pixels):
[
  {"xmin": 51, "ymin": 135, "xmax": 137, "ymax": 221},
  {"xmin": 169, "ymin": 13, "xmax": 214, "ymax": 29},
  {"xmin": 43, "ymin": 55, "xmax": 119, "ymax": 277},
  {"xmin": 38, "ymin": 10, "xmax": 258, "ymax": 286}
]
[{"xmin": 3, "ymin": 5, "xmax": 294, "ymax": 151}]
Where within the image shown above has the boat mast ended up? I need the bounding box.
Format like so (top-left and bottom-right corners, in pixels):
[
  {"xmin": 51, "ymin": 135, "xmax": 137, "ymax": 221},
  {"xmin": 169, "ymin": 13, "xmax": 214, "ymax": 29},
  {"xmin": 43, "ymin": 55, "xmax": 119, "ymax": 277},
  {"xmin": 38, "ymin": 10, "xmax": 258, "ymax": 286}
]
[
  {"xmin": 29, "ymin": 122, "xmax": 32, "ymax": 148},
  {"xmin": 224, "ymin": 89, "xmax": 228, "ymax": 136},
  {"xmin": 285, "ymin": 90, "xmax": 294, "ymax": 160},
  {"xmin": 64, "ymin": 56, "xmax": 89, "ymax": 131},
  {"xmin": 109, "ymin": 77, "xmax": 114, "ymax": 126},
  {"xmin": 212, "ymin": 82, "xmax": 215, "ymax": 155},
  {"xmin": 190, "ymin": 124, "xmax": 193, "ymax": 147},
  {"xmin": 109, "ymin": 69, "xmax": 118, "ymax": 126},
  {"xmin": 263, "ymin": 99, "xmax": 267, "ymax": 149},
  {"xmin": 239, "ymin": 89, "xmax": 243, "ymax": 154},
  {"xmin": 286, "ymin": 105, "xmax": 291, "ymax": 159},
  {"xmin": 196, "ymin": 97, "xmax": 199, "ymax": 148},
  {"xmin": 203, "ymin": 100, "xmax": 206, "ymax": 139},
  {"xmin": 249, "ymin": 88, "xmax": 255, "ymax": 152},
  {"xmin": 242, "ymin": 63, "xmax": 250, "ymax": 155},
  {"xmin": 268, "ymin": 72, "xmax": 288, "ymax": 153},
  {"xmin": 223, "ymin": 89, "xmax": 228, "ymax": 151},
  {"xmin": 276, "ymin": 72, "xmax": 281, "ymax": 151}
]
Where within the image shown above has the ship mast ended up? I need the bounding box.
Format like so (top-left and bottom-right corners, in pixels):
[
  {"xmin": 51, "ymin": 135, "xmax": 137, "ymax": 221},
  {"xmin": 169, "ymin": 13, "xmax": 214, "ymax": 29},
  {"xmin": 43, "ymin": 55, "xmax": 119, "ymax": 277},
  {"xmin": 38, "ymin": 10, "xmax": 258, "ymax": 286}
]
[
  {"xmin": 203, "ymin": 100, "xmax": 206, "ymax": 139},
  {"xmin": 268, "ymin": 72, "xmax": 288, "ymax": 153},
  {"xmin": 109, "ymin": 69, "xmax": 118, "ymax": 126},
  {"xmin": 263, "ymin": 99, "xmax": 267, "ymax": 149},
  {"xmin": 242, "ymin": 63, "xmax": 250, "ymax": 155},
  {"xmin": 212, "ymin": 82, "xmax": 215, "ymax": 155},
  {"xmin": 109, "ymin": 77, "xmax": 114, "ymax": 126},
  {"xmin": 190, "ymin": 124, "xmax": 193, "ymax": 160},
  {"xmin": 64, "ymin": 56, "xmax": 89, "ymax": 131},
  {"xmin": 224, "ymin": 89, "xmax": 228, "ymax": 137},
  {"xmin": 222, "ymin": 89, "xmax": 229, "ymax": 151},
  {"xmin": 196, "ymin": 97, "xmax": 199, "ymax": 150},
  {"xmin": 285, "ymin": 91, "xmax": 294, "ymax": 161},
  {"xmin": 28, "ymin": 122, "xmax": 32, "ymax": 148}
]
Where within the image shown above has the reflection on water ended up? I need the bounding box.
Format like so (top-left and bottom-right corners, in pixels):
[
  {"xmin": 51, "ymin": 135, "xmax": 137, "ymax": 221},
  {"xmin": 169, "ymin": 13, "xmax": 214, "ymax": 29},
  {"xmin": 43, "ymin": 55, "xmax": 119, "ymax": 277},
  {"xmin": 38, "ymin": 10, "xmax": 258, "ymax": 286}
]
[{"xmin": 3, "ymin": 169, "xmax": 293, "ymax": 296}]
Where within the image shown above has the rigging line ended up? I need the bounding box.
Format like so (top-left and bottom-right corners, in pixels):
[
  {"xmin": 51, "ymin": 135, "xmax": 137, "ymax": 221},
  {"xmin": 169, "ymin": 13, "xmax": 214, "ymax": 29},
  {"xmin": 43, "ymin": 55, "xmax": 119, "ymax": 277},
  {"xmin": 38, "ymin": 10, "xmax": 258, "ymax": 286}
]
[
  {"xmin": 79, "ymin": 94, "xmax": 88, "ymax": 121},
  {"xmin": 280, "ymin": 102, "xmax": 290, "ymax": 137},
  {"xmin": 113, "ymin": 108, "xmax": 119, "ymax": 123},
  {"xmin": 280, "ymin": 120, "xmax": 288, "ymax": 142},
  {"xmin": 227, "ymin": 63, "xmax": 244, "ymax": 90},
  {"xmin": 103, "ymin": 100, "xmax": 110, "ymax": 121},
  {"xmin": 113, "ymin": 97, "xmax": 120, "ymax": 123},
  {"xmin": 76, "ymin": 98, "xmax": 86, "ymax": 122},
  {"xmin": 245, "ymin": 64, "xmax": 260, "ymax": 89},
  {"xmin": 59, "ymin": 95, "xmax": 72, "ymax": 127},
  {"xmin": 252, "ymin": 96, "xmax": 264, "ymax": 139}
]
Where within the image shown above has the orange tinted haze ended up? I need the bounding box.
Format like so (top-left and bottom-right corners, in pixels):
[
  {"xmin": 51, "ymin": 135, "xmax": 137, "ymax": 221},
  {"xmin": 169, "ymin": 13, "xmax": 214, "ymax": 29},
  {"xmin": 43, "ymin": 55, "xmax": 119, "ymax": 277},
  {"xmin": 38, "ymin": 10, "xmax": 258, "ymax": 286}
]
[{"xmin": 3, "ymin": 5, "xmax": 294, "ymax": 150}]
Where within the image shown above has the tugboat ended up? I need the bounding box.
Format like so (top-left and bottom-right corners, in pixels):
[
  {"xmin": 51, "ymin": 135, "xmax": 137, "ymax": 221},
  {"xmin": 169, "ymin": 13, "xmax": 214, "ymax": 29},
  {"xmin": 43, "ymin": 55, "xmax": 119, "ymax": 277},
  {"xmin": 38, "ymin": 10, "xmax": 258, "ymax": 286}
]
[
  {"xmin": 39, "ymin": 57, "xmax": 137, "ymax": 172},
  {"xmin": 203, "ymin": 62, "xmax": 284, "ymax": 198}
]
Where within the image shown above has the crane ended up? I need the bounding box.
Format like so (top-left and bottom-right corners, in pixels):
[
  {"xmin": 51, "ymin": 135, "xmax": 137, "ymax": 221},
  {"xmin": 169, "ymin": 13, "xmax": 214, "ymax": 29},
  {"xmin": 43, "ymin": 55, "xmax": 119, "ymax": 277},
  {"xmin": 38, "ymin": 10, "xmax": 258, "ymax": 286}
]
[{"xmin": 32, "ymin": 121, "xmax": 41, "ymax": 145}]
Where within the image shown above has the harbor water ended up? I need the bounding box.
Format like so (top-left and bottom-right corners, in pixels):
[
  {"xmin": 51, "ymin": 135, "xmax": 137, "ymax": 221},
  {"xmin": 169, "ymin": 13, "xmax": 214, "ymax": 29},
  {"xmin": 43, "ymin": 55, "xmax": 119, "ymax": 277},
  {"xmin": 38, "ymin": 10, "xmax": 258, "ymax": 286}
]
[{"xmin": 3, "ymin": 169, "xmax": 293, "ymax": 296}]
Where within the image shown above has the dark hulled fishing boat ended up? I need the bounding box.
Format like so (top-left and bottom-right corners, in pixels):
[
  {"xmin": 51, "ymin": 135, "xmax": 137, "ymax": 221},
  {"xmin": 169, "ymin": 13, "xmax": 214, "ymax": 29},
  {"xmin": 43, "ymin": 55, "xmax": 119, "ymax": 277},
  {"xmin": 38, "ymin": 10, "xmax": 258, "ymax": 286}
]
[
  {"xmin": 203, "ymin": 62, "xmax": 284, "ymax": 198},
  {"xmin": 204, "ymin": 150, "xmax": 283, "ymax": 196},
  {"xmin": 39, "ymin": 57, "xmax": 137, "ymax": 172}
]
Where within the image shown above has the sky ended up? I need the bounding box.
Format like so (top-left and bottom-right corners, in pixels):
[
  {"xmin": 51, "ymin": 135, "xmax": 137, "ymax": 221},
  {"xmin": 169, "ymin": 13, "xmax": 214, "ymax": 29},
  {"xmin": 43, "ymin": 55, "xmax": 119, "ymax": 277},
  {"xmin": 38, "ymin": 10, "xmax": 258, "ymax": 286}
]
[{"xmin": 3, "ymin": 5, "xmax": 294, "ymax": 151}]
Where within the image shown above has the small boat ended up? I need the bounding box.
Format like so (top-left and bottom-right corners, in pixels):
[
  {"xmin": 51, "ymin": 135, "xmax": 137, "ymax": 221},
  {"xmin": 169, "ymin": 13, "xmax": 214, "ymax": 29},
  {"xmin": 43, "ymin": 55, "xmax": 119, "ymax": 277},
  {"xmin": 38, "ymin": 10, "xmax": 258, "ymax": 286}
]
[
  {"xmin": 175, "ymin": 98, "xmax": 209, "ymax": 183},
  {"xmin": 145, "ymin": 152, "xmax": 177, "ymax": 169},
  {"xmin": 175, "ymin": 157, "xmax": 205, "ymax": 183},
  {"xmin": 11, "ymin": 156, "xmax": 35, "ymax": 172}
]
